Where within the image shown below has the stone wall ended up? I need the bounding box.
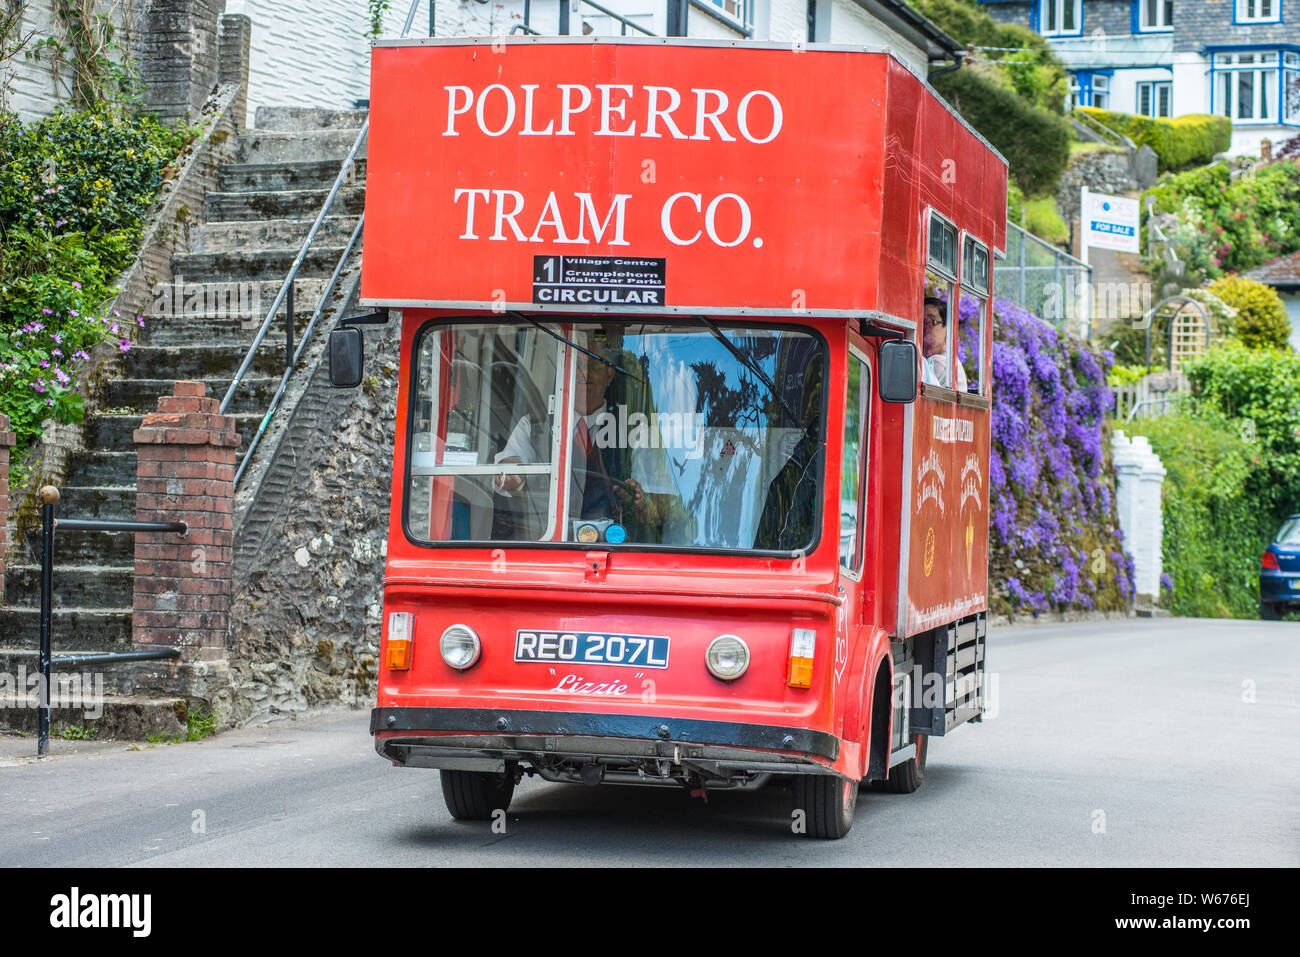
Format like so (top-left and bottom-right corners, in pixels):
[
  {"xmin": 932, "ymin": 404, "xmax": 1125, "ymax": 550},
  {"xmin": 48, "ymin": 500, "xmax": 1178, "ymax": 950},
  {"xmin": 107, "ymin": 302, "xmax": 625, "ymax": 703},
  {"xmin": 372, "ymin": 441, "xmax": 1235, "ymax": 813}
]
[
  {"xmin": 137, "ymin": 0, "xmax": 225, "ymax": 123},
  {"xmin": 1056, "ymin": 144, "xmax": 1156, "ymax": 228},
  {"xmin": 0, "ymin": 415, "xmax": 13, "ymax": 604},
  {"xmin": 226, "ymin": 297, "xmax": 398, "ymax": 724}
]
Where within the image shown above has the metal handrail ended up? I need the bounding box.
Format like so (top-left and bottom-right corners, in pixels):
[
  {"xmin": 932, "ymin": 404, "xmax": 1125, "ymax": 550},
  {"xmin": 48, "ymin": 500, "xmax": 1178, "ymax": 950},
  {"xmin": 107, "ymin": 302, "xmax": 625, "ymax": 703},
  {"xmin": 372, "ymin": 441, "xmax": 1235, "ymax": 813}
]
[
  {"xmin": 232, "ymin": 214, "xmax": 366, "ymax": 487},
  {"xmin": 516, "ymin": 0, "xmax": 657, "ymax": 36},
  {"xmin": 1070, "ymin": 108, "xmax": 1136, "ymax": 151},
  {"xmin": 218, "ymin": 0, "xmax": 427, "ymax": 486},
  {"xmin": 33, "ymin": 487, "xmax": 189, "ymax": 756},
  {"xmin": 579, "ymin": 0, "xmax": 657, "ymax": 35}
]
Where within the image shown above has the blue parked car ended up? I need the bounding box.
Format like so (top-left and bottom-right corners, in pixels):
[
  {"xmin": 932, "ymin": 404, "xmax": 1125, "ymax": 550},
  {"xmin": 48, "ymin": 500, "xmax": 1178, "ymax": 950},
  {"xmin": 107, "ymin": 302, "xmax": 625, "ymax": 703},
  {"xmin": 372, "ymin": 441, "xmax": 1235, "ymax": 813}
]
[{"xmin": 1260, "ymin": 514, "xmax": 1300, "ymax": 620}]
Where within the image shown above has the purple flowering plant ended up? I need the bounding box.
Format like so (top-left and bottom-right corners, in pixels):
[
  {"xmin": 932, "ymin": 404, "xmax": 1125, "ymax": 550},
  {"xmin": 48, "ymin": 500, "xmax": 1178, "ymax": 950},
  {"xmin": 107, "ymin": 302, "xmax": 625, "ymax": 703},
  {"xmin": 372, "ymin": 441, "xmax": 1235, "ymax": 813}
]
[{"xmin": 988, "ymin": 298, "xmax": 1136, "ymax": 616}]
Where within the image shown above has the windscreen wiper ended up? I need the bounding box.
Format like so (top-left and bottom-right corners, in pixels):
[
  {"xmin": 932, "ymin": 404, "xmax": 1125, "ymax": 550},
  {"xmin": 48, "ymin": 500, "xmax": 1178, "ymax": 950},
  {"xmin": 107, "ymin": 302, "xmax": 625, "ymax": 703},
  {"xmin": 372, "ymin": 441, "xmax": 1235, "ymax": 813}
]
[
  {"xmin": 509, "ymin": 312, "xmax": 643, "ymax": 381},
  {"xmin": 698, "ymin": 316, "xmax": 806, "ymax": 432}
]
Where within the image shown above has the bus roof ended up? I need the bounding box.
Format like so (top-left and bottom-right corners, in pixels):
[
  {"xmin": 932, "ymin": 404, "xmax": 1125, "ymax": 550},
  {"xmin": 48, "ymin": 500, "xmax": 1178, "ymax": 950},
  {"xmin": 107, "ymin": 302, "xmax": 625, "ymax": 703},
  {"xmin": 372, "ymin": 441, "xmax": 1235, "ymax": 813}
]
[{"xmin": 360, "ymin": 38, "xmax": 1008, "ymax": 317}]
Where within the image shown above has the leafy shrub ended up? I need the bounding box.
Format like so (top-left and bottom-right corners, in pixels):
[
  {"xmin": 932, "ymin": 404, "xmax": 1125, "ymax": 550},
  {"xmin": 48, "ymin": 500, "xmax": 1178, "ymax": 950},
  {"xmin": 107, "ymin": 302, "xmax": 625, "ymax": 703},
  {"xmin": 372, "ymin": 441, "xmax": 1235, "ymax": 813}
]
[
  {"xmin": 0, "ymin": 107, "xmax": 191, "ymax": 452},
  {"xmin": 1125, "ymin": 410, "xmax": 1274, "ymax": 618},
  {"xmin": 931, "ymin": 68, "xmax": 1072, "ymax": 196},
  {"xmin": 1144, "ymin": 159, "xmax": 1300, "ymax": 280},
  {"xmin": 1184, "ymin": 341, "xmax": 1300, "ymax": 517},
  {"xmin": 1206, "ymin": 275, "xmax": 1291, "ymax": 351},
  {"xmin": 909, "ymin": 0, "xmax": 1068, "ymax": 113},
  {"xmin": 989, "ymin": 299, "xmax": 1134, "ymax": 616},
  {"xmin": 0, "ymin": 107, "xmax": 188, "ymax": 272},
  {"xmin": 1078, "ymin": 108, "xmax": 1231, "ymax": 172}
]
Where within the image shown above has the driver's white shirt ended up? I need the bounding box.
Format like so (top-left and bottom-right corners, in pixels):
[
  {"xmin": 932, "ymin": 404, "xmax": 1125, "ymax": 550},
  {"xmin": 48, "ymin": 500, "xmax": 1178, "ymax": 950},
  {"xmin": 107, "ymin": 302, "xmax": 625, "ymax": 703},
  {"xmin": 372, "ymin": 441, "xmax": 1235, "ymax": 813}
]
[{"xmin": 492, "ymin": 409, "xmax": 669, "ymax": 513}]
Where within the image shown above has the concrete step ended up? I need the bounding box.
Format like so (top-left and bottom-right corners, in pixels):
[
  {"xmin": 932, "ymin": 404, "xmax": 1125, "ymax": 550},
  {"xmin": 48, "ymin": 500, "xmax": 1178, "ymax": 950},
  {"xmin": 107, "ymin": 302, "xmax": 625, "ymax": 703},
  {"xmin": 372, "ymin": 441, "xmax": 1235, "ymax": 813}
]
[
  {"xmin": 254, "ymin": 106, "xmax": 367, "ymax": 132},
  {"xmin": 62, "ymin": 451, "xmax": 136, "ymax": 489},
  {"xmin": 107, "ymin": 376, "xmax": 279, "ymax": 415},
  {"xmin": 144, "ymin": 315, "xmax": 302, "ymax": 347},
  {"xmin": 216, "ymin": 158, "xmax": 366, "ymax": 193},
  {"xmin": 172, "ymin": 245, "xmax": 353, "ymax": 283},
  {"xmin": 0, "ymin": 684, "xmax": 188, "ymax": 740},
  {"xmin": 142, "ymin": 278, "xmax": 330, "ymax": 330},
  {"xmin": 84, "ymin": 412, "xmax": 261, "ymax": 456},
  {"xmin": 43, "ymin": 485, "xmax": 136, "ymax": 522},
  {"xmin": 2, "ymin": 564, "xmax": 133, "ymax": 610},
  {"xmin": 0, "ymin": 608, "xmax": 133, "ymax": 650},
  {"xmin": 203, "ymin": 186, "xmax": 365, "ymax": 222},
  {"xmin": 23, "ymin": 522, "xmax": 140, "ymax": 565},
  {"xmin": 123, "ymin": 342, "xmax": 285, "ymax": 381},
  {"xmin": 190, "ymin": 215, "xmax": 360, "ymax": 253},
  {"xmin": 235, "ymin": 128, "xmax": 365, "ymax": 164}
]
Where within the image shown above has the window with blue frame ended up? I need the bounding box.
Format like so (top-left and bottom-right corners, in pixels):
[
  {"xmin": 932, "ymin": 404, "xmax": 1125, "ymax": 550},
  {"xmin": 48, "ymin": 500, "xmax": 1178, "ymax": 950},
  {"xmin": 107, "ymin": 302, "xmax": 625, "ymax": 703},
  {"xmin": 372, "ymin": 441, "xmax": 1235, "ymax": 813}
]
[
  {"xmin": 1040, "ymin": 0, "xmax": 1082, "ymax": 35},
  {"xmin": 1137, "ymin": 80, "xmax": 1172, "ymax": 117},
  {"xmin": 1137, "ymin": 0, "xmax": 1174, "ymax": 31},
  {"xmin": 1235, "ymin": 0, "xmax": 1281, "ymax": 23},
  {"xmin": 1214, "ymin": 50, "xmax": 1300, "ymax": 123}
]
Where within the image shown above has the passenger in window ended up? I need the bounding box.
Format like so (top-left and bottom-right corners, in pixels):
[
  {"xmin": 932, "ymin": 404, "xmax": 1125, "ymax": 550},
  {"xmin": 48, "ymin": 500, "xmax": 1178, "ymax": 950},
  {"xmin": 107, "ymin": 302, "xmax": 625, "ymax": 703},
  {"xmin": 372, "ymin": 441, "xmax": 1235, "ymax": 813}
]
[{"xmin": 922, "ymin": 297, "xmax": 967, "ymax": 393}]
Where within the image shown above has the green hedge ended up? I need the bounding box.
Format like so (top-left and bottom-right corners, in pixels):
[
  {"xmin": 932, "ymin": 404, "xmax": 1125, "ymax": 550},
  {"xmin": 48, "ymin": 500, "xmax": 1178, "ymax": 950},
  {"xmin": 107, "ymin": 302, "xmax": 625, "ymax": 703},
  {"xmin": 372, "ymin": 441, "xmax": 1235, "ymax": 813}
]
[
  {"xmin": 932, "ymin": 68, "xmax": 1072, "ymax": 196},
  {"xmin": 1125, "ymin": 411, "xmax": 1274, "ymax": 618},
  {"xmin": 1078, "ymin": 107, "xmax": 1232, "ymax": 172}
]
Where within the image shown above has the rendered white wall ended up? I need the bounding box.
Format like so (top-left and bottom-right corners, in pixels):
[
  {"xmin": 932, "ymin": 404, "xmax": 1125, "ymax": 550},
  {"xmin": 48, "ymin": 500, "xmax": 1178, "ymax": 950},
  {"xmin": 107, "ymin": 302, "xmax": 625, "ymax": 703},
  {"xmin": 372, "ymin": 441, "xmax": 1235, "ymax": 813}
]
[
  {"xmin": 1112, "ymin": 430, "xmax": 1166, "ymax": 600},
  {"xmin": 2, "ymin": 0, "xmax": 136, "ymax": 122}
]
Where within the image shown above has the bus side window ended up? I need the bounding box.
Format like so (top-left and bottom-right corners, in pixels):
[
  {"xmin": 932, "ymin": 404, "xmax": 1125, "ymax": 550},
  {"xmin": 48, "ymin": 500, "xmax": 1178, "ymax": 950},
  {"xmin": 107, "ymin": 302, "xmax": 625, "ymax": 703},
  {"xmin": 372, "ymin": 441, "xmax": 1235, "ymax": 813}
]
[
  {"xmin": 959, "ymin": 236, "xmax": 990, "ymax": 396},
  {"xmin": 841, "ymin": 354, "xmax": 870, "ymax": 574}
]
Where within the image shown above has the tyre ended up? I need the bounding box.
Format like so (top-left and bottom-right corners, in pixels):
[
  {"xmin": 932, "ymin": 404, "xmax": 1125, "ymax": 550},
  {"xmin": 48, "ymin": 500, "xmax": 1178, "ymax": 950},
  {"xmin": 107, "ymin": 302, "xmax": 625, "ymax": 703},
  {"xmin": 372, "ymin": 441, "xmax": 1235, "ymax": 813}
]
[
  {"xmin": 1260, "ymin": 600, "xmax": 1282, "ymax": 621},
  {"xmin": 880, "ymin": 732, "xmax": 928, "ymax": 794},
  {"xmin": 792, "ymin": 773, "xmax": 858, "ymax": 839},
  {"xmin": 440, "ymin": 767, "xmax": 516, "ymax": 821}
]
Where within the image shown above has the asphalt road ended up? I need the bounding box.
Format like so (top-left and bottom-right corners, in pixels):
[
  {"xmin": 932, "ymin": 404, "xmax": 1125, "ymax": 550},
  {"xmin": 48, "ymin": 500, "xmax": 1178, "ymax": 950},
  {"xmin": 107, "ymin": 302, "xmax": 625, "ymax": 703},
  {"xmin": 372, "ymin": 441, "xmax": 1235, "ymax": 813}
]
[{"xmin": 1, "ymin": 617, "xmax": 1296, "ymax": 867}]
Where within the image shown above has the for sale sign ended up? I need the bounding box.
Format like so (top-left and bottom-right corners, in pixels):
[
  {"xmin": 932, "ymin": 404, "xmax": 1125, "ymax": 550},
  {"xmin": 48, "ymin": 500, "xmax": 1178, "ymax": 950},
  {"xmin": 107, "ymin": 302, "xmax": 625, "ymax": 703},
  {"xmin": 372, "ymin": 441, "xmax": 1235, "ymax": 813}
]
[
  {"xmin": 1081, "ymin": 187, "xmax": 1140, "ymax": 255},
  {"xmin": 359, "ymin": 38, "xmax": 892, "ymax": 314}
]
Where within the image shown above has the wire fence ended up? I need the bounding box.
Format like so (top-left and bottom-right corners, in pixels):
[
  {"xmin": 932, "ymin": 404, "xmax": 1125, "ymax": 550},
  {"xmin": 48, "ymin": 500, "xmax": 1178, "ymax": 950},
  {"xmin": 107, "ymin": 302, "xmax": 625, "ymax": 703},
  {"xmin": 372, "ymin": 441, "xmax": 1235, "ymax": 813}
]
[{"xmin": 994, "ymin": 222, "xmax": 1093, "ymax": 337}]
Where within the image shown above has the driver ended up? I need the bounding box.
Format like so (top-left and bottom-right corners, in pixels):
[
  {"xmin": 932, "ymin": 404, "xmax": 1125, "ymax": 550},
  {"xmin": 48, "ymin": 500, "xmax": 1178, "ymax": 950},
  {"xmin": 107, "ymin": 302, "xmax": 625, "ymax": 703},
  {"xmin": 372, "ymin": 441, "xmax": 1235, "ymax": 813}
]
[{"xmin": 494, "ymin": 343, "xmax": 653, "ymax": 527}]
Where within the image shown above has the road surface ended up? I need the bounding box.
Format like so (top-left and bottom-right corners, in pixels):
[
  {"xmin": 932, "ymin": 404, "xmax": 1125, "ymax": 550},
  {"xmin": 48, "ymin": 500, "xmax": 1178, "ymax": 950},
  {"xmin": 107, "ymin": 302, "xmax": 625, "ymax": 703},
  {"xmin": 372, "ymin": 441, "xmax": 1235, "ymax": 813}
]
[{"xmin": 1, "ymin": 617, "xmax": 1296, "ymax": 866}]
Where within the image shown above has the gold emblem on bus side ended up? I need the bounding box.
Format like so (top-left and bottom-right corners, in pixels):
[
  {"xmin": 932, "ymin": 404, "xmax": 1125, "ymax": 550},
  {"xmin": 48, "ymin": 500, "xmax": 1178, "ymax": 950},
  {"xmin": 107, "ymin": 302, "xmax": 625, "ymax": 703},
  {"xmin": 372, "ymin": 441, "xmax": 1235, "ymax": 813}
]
[
  {"xmin": 923, "ymin": 526, "xmax": 935, "ymax": 577},
  {"xmin": 965, "ymin": 516, "xmax": 974, "ymax": 576}
]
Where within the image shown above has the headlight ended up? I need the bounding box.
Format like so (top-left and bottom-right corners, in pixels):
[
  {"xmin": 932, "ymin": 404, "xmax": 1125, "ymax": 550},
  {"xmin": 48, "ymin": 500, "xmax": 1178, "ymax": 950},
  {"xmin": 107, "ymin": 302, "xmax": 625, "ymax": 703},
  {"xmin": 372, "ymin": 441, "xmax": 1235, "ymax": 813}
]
[
  {"xmin": 705, "ymin": 634, "xmax": 750, "ymax": 681},
  {"xmin": 440, "ymin": 624, "xmax": 481, "ymax": 670}
]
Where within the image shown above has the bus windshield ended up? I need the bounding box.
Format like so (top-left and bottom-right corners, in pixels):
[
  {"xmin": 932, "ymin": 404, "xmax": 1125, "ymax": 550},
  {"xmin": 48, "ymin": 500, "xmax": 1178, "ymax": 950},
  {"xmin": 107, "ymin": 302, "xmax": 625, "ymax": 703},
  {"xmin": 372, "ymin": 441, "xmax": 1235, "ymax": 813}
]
[{"xmin": 406, "ymin": 320, "xmax": 827, "ymax": 553}]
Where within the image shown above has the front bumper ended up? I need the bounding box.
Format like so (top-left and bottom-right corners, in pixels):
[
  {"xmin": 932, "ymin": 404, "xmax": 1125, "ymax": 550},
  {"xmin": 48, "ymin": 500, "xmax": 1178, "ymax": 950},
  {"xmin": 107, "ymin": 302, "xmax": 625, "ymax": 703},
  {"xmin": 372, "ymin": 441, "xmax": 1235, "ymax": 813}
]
[{"xmin": 371, "ymin": 706, "xmax": 839, "ymax": 772}]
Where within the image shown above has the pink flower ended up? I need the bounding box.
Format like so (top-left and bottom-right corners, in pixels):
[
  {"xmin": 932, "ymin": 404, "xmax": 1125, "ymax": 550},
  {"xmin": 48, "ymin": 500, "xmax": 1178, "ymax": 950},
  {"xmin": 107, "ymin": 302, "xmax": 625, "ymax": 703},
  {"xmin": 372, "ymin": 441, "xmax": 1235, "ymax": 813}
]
[
  {"xmin": 68, "ymin": 310, "xmax": 79, "ymax": 317},
  {"xmin": 118, "ymin": 339, "xmax": 131, "ymax": 353},
  {"xmin": 30, "ymin": 381, "xmax": 46, "ymax": 393},
  {"xmin": 71, "ymin": 281, "xmax": 81, "ymax": 289},
  {"xmin": 41, "ymin": 308, "xmax": 53, "ymax": 315}
]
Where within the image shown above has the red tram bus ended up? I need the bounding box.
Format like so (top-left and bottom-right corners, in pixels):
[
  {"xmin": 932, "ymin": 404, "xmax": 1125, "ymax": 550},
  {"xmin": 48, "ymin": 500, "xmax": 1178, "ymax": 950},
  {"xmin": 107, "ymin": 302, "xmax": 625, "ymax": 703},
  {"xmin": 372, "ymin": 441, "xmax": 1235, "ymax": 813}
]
[{"xmin": 333, "ymin": 37, "xmax": 1005, "ymax": 838}]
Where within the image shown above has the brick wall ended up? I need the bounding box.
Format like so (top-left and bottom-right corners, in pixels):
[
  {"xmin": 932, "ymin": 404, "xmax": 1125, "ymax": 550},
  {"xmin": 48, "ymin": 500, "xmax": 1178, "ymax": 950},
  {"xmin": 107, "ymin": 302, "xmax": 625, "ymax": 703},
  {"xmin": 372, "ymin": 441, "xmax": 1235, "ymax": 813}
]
[
  {"xmin": 0, "ymin": 415, "xmax": 14, "ymax": 605},
  {"xmin": 133, "ymin": 382, "xmax": 240, "ymax": 658}
]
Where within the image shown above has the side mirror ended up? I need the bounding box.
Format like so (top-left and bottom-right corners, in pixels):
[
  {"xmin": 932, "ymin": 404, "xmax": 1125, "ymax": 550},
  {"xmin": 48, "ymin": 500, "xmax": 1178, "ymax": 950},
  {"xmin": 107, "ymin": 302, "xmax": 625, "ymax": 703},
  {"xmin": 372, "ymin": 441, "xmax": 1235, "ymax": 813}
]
[
  {"xmin": 878, "ymin": 339, "xmax": 918, "ymax": 404},
  {"xmin": 329, "ymin": 327, "xmax": 365, "ymax": 388}
]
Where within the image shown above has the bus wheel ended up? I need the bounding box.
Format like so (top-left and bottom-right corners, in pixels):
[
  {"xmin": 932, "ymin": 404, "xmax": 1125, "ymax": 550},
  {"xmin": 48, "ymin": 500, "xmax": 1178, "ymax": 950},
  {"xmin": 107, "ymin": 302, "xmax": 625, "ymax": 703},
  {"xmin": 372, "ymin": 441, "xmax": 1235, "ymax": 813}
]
[
  {"xmin": 440, "ymin": 768, "xmax": 515, "ymax": 821},
  {"xmin": 881, "ymin": 733, "xmax": 927, "ymax": 794},
  {"xmin": 792, "ymin": 774, "xmax": 858, "ymax": 839}
]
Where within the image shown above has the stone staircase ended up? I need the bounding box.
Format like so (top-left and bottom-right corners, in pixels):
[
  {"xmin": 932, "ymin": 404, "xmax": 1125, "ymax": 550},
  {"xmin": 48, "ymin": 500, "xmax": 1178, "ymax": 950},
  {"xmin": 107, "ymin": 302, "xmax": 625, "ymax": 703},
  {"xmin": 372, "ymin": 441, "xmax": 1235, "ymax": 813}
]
[{"xmin": 0, "ymin": 106, "xmax": 366, "ymax": 736}]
